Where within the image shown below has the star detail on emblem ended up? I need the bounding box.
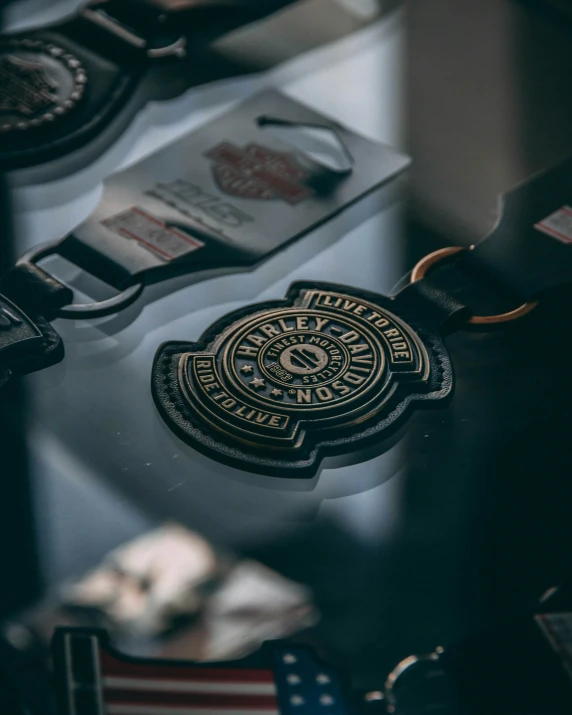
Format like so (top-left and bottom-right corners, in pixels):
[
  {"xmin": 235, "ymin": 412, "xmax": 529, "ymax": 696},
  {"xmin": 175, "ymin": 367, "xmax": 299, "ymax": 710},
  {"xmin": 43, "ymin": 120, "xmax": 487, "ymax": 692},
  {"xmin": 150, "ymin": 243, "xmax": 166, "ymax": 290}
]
[
  {"xmin": 270, "ymin": 388, "xmax": 283, "ymax": 399},
  {"xmin": 316, "ymin": 674, "xmax": 331, "ymax": 685},
  {"xmin": 240, "ymin": 364, "xmax": 254, "ymax": 375},
  {"xmin": 250, "ymin": 377, "xmax": 266, "ymax": 390}
]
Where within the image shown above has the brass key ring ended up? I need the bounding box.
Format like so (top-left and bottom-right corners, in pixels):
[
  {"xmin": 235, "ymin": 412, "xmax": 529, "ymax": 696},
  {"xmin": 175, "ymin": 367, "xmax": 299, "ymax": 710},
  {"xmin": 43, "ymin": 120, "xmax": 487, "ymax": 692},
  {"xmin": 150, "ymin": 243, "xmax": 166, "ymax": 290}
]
[{"xmin": 410, "ymin": 246, "xmax": 539, "ymax": 324}]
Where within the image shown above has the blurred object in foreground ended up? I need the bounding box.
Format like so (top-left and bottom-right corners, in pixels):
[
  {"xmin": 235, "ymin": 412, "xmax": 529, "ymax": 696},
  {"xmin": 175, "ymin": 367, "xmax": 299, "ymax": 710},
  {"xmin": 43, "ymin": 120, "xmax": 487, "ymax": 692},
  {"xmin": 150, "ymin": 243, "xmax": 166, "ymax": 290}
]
[
  {"xmin": 382, "ymin": 649, "xmax": 464, "ymax": 715},
  {"xmin": 199, "ymin": 560, "xmax": 317, "ymax": 661},
  {"xmin": 65, "ymin": 524, "xmax": 221, "ymax": 637},
  {"xmin": 4, "ymin": 523, "xmax": 317, "ymax": 662},
  {"xmin": 383, "ymin": 584, "xmax": 572, "ymax": 714}
]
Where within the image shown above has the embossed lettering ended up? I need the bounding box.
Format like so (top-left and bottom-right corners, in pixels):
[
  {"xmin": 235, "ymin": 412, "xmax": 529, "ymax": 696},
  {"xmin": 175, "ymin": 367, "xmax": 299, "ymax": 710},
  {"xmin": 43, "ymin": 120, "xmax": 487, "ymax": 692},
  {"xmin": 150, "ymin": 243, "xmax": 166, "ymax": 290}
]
[
  {"xmin": 344, "ymin": 372, "xmax": 366, "ymax": 385},
  {"xmin": 367, "ymin": 311, "xmax": 389, "ymax": 328},
  {"xmin": 353, "ymin": 355, "xmax": 373, "ymax": 364},
  {"xmin": 348, "ymin": 343, "xmax": 370, "ymax": 355},
  {"xmin": 260, "ymin": 323, "xmax": 280, "ymax": 338},
  {"xmin": 339, "ymin": 330, "xmax": 360, "ymax": 344},
  {"xmin": 237, "ymin": 345, "xmax": 259, "ymax": 357},
  {"xmin": 246, "ymin": 333, "xmax": 267, "ymax": 347},
  {"xmin": 332, "ymin": 380, "xmax": 351, "ymax": 396}
]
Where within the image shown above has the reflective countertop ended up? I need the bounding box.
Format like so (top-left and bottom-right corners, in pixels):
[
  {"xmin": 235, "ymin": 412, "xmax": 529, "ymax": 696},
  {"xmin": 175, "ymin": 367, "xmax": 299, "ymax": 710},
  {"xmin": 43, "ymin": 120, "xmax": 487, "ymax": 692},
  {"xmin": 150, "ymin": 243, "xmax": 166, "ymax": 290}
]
[{"xmin": 6, "ymin": 0, "xmax": 572, "ymax": 697}]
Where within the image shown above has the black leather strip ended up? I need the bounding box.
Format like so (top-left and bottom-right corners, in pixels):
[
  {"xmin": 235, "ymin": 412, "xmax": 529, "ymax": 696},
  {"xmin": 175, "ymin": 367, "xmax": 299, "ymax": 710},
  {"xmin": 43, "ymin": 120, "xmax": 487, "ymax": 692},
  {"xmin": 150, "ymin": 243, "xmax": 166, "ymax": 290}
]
[
  {"xmin": 392, "ymin": 278, "xmax": 471, "ymax": 334},
  {"xmin": 0, "ymin": 263, "xmax": 73, "ymax": 318},
  {"xmin": 459, "ymin": 156, "xmax": 572, "ymax": 302}
]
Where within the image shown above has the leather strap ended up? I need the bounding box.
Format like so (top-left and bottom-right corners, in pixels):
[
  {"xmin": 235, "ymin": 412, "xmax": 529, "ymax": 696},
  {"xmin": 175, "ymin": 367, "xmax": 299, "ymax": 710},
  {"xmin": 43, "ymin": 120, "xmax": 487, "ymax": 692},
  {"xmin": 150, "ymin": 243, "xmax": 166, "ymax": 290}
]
[
  {"xmin": 0, "ymin": 263, "xmax": 73, "ymax": 318},
  {"xmin": 460, "ymin": 156, "xmax": 572, "ymax": 302},
  {"xmin": 400, "ymin": 157, "xmax": 572, "ymax": 308}
]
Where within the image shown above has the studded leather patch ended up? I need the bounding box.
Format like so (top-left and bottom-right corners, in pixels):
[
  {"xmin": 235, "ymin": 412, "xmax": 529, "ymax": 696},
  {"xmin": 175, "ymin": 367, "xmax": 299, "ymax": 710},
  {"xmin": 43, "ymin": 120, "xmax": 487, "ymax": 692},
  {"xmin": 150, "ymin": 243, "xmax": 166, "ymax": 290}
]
[{"xmin": 0, "ymin": 39, "xmax": 87, "ymax": 132}]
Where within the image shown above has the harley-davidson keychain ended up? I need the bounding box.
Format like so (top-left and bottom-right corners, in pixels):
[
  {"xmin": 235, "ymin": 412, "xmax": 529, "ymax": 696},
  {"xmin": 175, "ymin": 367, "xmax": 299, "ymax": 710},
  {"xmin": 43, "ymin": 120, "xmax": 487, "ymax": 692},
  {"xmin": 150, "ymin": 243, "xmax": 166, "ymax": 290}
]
[
  {"xmin": 2, "ymin": 89, "xmax": 572, "ymax": 478},
  {"xmin": 152, "ymin": 157, "xmax": 572, "ymax": 477}
]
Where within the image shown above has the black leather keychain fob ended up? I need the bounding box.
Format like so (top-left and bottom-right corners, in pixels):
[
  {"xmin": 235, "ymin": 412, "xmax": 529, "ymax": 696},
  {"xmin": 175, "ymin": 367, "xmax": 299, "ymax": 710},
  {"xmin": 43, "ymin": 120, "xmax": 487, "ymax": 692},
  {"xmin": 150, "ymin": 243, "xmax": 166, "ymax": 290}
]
[
  {"xmin": 0, "ymin": 263, "xmax": 72, "ymax": 390},
  {"xmin": 152, "ymin": 156, "xmax": 572, "ymax": 477}
]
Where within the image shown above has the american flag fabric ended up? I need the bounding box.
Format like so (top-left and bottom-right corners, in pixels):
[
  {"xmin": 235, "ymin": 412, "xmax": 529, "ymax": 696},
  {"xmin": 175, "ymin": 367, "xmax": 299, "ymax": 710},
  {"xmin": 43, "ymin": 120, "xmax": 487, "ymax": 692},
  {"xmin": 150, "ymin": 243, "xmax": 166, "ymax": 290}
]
[{"xmin": 53, "ymin": 629, "xmax": 353, "ymax": 715}]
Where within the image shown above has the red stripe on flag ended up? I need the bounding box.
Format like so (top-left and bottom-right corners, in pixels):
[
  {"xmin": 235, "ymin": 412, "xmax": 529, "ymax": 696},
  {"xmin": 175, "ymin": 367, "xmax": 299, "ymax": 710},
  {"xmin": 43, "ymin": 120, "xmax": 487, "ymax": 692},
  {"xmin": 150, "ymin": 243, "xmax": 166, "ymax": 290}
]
[{"xmin": 100, "ymin": 653, "xmax": 274, "ymax": 683}]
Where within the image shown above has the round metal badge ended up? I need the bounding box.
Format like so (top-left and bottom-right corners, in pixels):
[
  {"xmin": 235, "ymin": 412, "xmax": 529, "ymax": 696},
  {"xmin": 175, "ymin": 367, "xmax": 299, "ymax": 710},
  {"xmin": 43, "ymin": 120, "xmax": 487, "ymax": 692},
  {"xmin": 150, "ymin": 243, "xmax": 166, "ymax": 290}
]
[
  {"xmin": 153, "ymin": 283, "xmax": 452, "ymax": 477},
  {"xmin": 0, "ymin": 39, "xmax": 87, "ymax": 132}
]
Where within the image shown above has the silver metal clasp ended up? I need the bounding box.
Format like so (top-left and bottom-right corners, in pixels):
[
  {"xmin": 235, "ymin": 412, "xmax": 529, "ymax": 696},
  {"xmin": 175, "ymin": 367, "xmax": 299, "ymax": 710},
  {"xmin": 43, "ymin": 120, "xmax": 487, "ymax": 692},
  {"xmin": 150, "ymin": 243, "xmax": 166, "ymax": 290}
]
[{"xmin": 82, "ymin": 4, "xmax": 187, "ymax": 58}]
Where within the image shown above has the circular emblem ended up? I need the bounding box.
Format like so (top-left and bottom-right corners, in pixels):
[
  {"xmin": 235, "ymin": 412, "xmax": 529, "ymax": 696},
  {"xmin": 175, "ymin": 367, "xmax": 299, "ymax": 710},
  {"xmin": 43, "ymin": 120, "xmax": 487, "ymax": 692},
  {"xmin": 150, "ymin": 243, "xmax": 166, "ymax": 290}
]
[
  {"xmin": 0, "ymin": 39, "xmax": 87, "ymax": 132},
  {"xmin": 153, "ymin": 283, "xmax": 452, "ymax": 477},
  {"xmin": 225, "ymin": 311, "xmax": 383, "ymax": 413}
]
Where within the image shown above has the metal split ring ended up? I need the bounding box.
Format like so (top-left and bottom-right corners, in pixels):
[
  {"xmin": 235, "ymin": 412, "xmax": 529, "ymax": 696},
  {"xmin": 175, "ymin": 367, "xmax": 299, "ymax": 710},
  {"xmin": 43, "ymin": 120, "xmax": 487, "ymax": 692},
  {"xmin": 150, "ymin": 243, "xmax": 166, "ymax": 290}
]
[
  {"xmin": 410, "ymin": 246, "xmax": 538, "ymax": 324},
  {"xmin": 384, "ymin": 650, "xmax": 444, "ymax": 707}
]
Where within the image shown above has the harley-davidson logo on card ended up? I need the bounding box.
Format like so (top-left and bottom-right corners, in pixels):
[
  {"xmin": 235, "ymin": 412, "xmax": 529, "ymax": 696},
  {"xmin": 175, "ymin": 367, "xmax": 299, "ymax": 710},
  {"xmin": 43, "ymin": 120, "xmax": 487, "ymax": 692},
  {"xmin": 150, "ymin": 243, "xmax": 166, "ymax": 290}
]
[{"xmin": 205, "ymin": 142, "xmax": 314, "ymax": 204}]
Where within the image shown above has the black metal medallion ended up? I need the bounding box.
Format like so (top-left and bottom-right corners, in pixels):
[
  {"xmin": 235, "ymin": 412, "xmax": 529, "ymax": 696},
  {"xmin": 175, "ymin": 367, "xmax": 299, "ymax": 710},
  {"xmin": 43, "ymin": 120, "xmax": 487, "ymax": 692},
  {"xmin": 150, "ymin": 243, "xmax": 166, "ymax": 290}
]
[
  {"xmin": 0, "ymin": 39, "xmax": 87, "ymax": 132},
  {"xmin": 153, "ymin": 282, "xmax": 453, "ymax": 477}
]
